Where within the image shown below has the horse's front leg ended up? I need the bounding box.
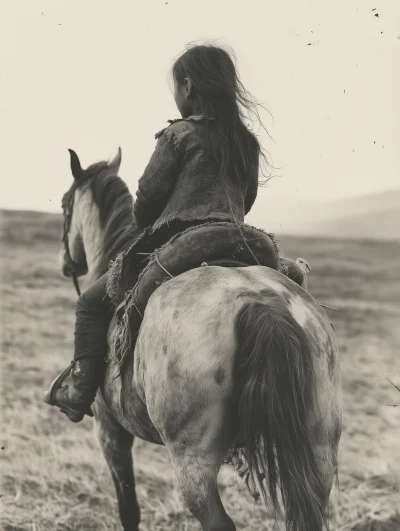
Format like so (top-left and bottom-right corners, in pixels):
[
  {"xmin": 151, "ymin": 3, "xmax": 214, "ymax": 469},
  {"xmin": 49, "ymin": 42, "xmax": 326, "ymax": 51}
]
[{"xmin": 93, "ymin": 395, "xmax": 141, "ymax": 531}]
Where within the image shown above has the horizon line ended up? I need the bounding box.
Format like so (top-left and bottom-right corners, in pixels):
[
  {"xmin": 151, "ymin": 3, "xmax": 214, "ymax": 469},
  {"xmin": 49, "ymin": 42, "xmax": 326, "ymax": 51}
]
[{"xmin": 1, "ymin": 187, "xmax": 399, "ymax": 216}]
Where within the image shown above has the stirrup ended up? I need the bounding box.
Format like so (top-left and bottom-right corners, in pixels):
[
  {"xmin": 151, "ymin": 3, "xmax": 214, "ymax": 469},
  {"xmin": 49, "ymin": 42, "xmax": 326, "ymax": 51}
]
[
  {"xmin": 43, "ymin": 361, "xmax": 75, "ymax": 406},
  {"xmin": 44, "ymin": 361, "xmax": 94, "ymax": 419}
]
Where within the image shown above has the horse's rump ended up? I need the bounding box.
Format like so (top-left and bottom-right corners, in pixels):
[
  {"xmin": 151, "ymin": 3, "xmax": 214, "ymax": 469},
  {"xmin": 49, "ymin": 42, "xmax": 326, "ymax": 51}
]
[{"xmin": 106, "ymin": 221, "xmax": 282, "ymax": 364}]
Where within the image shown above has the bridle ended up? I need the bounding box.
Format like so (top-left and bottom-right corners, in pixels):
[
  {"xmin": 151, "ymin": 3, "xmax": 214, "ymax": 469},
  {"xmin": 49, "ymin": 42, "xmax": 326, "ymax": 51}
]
[{"xmin": 62, "ymin": 185, "xmax": 82, "ymax": 297}]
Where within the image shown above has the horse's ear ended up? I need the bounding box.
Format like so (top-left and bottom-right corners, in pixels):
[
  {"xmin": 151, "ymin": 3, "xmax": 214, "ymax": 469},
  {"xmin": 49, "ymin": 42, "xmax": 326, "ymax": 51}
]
[
  {"xmin": 109, "ymin": 147, "xmax": 122, "ymax": 173},
  {"xmin": 68, "ymin": 149, "xmax": 83, "ymax": 180}
]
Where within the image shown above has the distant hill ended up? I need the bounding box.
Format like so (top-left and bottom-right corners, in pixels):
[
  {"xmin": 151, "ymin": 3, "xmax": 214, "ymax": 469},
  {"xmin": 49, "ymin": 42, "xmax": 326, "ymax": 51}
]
[
  {"xmin": 1, "ymin": 189, "xmax": 399, "ymax": 243},
  {"xmin": 315, "ymin": 206, "xmax": 399, "ymax": 240},
  {"xmin": 247, "ymin": 189, "xmax": 400, "ymax": 241}
]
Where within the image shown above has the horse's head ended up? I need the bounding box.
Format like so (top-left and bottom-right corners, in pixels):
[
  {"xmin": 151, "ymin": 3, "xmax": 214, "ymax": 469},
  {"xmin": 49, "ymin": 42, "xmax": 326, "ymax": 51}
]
[{"xmin": 59, "ymin": 147, "xmax": 122, "ymax": 280}]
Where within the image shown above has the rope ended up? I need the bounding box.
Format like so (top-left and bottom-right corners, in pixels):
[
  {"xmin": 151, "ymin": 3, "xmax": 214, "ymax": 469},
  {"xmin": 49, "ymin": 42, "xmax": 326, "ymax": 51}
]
[
  {"xmin": 72, "ymin": 272, "xmax": 81, "ymax": 296},
  {"xmin": 155, "ymin": 255, "xmax": 174, "ymax": 278},
  {"xmin": 133, "ymin": 302, "xmax": 143, "ymax": 318},
  {"xmin": 319, "ymin": 303, "xmax": 339, "ymax": 311},
  {"xmin": 222, "ymin": 181, "xmax": 260, "ymax": 266}
]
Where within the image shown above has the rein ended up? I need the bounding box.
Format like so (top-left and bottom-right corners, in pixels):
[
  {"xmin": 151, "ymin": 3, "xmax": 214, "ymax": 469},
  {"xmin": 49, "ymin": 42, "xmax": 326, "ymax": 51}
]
[
  {"xmin": 71, "ymin": 271, "xmax": 81, "ymax": 297},
  {"xmin": 62, "ymin": 186, "xmax": 82, "ymax": 297}
]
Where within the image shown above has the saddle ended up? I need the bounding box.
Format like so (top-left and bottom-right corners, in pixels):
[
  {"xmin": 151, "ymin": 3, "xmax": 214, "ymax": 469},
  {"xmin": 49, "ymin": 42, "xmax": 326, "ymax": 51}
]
[{"xmin": 108, "ymin": 222, "xmax": 280, "ymax": 308}]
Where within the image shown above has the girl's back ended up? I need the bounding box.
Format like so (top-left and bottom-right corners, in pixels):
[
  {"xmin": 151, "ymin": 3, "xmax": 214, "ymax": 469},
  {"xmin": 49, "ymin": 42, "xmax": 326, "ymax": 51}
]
[{"xmin": 134, "ymin": 114, "xmax": 259, "ymax": 231}]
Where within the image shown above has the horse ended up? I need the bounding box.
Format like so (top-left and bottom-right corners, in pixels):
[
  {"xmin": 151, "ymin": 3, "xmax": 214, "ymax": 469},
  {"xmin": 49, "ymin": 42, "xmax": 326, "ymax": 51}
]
[{"xmin": 57, "ymin": 148, "xmax": 342, "ymax": 531}]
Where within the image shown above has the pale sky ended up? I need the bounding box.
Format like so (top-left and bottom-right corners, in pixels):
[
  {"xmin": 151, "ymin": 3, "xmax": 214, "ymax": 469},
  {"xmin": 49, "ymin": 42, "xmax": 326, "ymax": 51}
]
[{"xmin": 1, "ymin": 0, "xmax": 399, "ymax": 213}]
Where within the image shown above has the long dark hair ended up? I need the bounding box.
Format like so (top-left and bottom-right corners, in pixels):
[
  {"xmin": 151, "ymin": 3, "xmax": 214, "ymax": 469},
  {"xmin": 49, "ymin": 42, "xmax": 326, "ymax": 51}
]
[{"xmin": 171, "ymin": 43, "xmax": 272, "ymax": 191}]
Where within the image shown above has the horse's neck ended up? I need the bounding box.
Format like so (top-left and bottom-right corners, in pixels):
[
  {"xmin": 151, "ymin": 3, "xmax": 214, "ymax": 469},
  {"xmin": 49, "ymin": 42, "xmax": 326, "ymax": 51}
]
[{"xmin": 75, "ymin": 187, "xmax": 104, "ymax": 282}]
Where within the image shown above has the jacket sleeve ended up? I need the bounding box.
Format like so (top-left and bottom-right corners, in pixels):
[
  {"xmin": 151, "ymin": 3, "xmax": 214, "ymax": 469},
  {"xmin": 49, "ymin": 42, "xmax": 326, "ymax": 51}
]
[
  {"xmin": 133, "ymin": 132, "xmax": 180, "ymax": 229},
  {"xmin": 244, "ymin": 157, "xmax": 259, "ymax": 215}
]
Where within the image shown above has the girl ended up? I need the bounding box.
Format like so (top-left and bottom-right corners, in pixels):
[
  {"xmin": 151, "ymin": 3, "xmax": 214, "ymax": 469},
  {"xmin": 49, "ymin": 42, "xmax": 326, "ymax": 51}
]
[{"xmin": 44, "ymin": 43, "xmax": 270, "ymax": 422}]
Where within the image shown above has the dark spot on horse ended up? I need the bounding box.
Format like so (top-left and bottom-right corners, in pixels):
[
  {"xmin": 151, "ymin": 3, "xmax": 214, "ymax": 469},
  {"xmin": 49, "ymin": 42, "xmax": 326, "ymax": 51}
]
[
  {"xmin": 164, "ymin": 405, "xmax": 197, "ymax": 443},
  {"xmin": 198, "ymin": 420, "xmax": 209, "ymax": 440},
  {"xmin": 159, "ymin": 297, "xmax": 168, "ymax": 310},
  {"xmin": 167, "ymin": 358, "xmax": 180, "ymax": 382},
  {"xmin": 215, "ymin": 367, "xmax": 225, "ymax": 385},
  {"xmin": 163, "ymin": 343, "xmax": 167, "ymax": 355},
  {"xmin": 173, "ymin": 309, "xmax": 179, "ymax": 320},
  {"xmin": 211, "ymin": 317, "xmax": 221, "ymax": 335},
  {"xmin": 178, "ymin": 434, "xmax": 193, "ymax": 448},
  {"xmin": 175, "ymin": 283, "xmax": 198, "ymax": 308}
]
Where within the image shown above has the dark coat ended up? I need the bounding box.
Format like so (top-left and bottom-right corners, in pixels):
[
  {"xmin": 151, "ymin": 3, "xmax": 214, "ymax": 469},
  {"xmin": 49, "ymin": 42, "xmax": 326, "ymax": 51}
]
[{"xmin": 133, "ymin": 115, "xmax": 259, "ymax": 231}]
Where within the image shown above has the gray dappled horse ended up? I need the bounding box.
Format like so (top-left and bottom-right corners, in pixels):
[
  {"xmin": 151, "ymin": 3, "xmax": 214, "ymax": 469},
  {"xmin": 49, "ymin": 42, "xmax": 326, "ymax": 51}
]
[{"xmin": 57, "ymin": 148, "xmax": 342, "ymax": 531}]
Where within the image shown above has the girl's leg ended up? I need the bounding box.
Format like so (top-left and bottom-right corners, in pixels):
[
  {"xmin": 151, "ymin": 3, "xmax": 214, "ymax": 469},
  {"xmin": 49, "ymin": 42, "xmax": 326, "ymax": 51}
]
[
  {"xmin": 74, "ymin": 272, "xmax": 113, "ymax": 362},
  {"xmin": 44, "ymin": 273, "xmax": 113, "ymax": 422}
]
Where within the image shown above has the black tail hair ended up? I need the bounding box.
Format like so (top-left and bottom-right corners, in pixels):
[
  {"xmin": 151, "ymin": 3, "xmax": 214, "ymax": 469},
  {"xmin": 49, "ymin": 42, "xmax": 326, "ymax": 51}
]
[{"xmin": 235, "ymin": 297, "xmax": 328, "ymax": 531}]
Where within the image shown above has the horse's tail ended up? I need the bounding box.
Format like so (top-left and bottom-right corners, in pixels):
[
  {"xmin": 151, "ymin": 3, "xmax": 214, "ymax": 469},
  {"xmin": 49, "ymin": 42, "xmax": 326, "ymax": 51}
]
[{"xmin": 235, "ymin": 296, "xmax": 327, "ymax": 531}]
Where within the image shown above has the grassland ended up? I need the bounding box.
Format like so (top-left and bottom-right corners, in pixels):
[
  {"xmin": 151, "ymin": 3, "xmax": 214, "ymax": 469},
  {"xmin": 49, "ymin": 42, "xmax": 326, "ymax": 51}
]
[{"xmin": 1, "ymin": 209, "xmax": 399, "ymax": 530}]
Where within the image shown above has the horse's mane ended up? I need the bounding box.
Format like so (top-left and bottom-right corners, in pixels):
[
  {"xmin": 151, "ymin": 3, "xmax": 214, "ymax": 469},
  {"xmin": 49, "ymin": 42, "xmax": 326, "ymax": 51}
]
[{"xmin": 76, "ymin": 162, "xmax": 141, "ymax": 280}]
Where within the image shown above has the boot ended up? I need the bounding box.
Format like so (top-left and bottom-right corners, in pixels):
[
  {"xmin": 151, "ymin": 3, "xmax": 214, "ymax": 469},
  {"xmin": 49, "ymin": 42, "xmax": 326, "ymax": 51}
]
[{"xmin": 43, "ymin": 358, "xmax": 105, "ymax": 422}]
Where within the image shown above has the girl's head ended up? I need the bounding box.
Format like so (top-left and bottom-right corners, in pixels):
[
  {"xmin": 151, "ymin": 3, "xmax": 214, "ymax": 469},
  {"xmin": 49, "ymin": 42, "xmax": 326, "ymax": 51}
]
[
  {"xmin": 172, "ymin": 44, "xmax": 238, "ymax": 119},
  {"xmin": 171, "ymin": 43, "xmax": 271, "ymax": 185}
]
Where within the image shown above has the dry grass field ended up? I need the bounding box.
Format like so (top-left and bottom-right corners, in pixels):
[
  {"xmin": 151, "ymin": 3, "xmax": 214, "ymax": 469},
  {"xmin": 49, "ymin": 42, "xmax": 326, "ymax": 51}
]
[{"xmin": 1, "ymin": 209, "xmax": 399, "ymax": 530}]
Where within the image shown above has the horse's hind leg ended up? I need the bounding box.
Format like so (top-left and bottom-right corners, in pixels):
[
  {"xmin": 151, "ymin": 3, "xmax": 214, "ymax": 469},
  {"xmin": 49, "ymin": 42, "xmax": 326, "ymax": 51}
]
[
  {"xmin": 93, "ymin": 398, "xmax": 140, "ymax": 531},
  {"xmin": 170, "ymin": 447, "xmax": 235, "ymax": 531},
  {"xmin": 155, "ymin": 401, "xmax": 236, "ymax": 531}
]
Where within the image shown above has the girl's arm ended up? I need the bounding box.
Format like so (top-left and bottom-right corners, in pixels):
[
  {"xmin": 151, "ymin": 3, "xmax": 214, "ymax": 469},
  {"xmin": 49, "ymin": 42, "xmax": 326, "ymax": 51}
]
[{"xmin": 133, "ymin": 134, "xmax": 180, "ymax": 229}]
